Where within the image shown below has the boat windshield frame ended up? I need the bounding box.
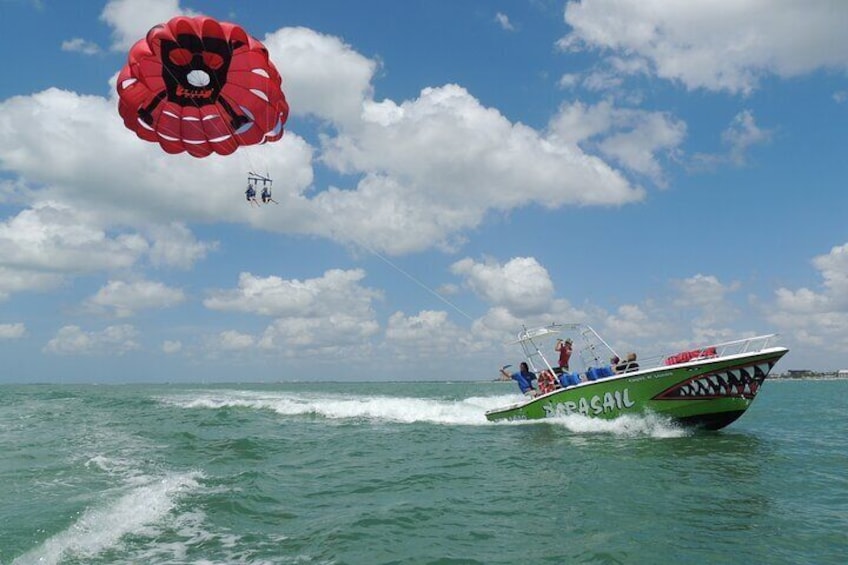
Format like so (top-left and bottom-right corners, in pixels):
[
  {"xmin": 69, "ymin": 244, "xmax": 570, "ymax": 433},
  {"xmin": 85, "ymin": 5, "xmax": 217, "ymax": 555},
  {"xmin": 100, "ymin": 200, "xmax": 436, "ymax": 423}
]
[{"xmin": 510, "ymin": 323, "xmax": 781, "ymax": 377}]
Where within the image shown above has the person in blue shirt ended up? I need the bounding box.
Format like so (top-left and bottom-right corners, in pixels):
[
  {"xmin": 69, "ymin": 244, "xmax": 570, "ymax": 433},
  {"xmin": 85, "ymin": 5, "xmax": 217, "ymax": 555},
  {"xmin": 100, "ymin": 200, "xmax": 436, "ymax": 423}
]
[
  {"xmin": 499, "ymin": 362, "xmax": 537, "ymax": 397},
  {"xmin": 260, "ymin": 184, "xmax": 278, "ymax": 205},
  {"xmin": 245, "ymin": 183, "xmax": 259, "ymax": 207}
]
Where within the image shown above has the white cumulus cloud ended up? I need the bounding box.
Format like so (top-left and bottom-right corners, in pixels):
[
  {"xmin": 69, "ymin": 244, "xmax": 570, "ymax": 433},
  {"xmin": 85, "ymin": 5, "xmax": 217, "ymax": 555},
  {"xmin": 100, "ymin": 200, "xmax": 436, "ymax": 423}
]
[
  {"xmin": 204, "ymin": 269, "xmax": 381, "ymax": 318},
  {"xmin": 85, "ymin": 279, "xmax": 186, "ymax": 318},
  {"xmin": 560, "ymin": 0, "xmax": 848, "ymax": 94},
  {"xmin": 44, "ymin": 324, "xmax": 141, "ymax": 355},
  {"xmin": 0, "ymin": 323, "xmax": 26, "ymax": 339},
  {"xmin": 61, "ymin": 38, "xmax": 102, "ymax": 55},
  {"xmin": 767, "ymin": 244, "xmax": 848, "ymax": 352},
  {"xmin": 162, "ymin": 340, "xmax": 182, "ymax": 354},
  {"xmin": 451, "ymin": 256, "xmax": 555, "ymax": 318},
  {"xmin": 495, "ymin": 13, "xmax": 515, "ymax": 31},
  {"xmin": 100, "ymin": 0, "xmax": 189, "ymax": 52},
  {"xmin": 0, "ymin": 202, "xmax": 148, "ymax": 276}
]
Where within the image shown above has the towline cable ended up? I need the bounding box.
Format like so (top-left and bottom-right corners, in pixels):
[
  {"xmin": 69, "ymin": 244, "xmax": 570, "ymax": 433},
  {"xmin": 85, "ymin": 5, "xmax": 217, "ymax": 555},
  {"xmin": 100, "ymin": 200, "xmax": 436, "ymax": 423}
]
[{"xmin": 356, "ymin": 242, "xmax": 477, "ymax": 324}]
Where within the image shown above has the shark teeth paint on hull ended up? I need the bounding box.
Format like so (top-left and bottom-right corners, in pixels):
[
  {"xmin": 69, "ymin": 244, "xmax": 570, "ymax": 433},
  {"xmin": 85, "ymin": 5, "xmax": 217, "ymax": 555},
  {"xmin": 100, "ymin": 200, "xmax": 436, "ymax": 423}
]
[{"xmin": 654, "ymin": 361, "xmax": 776, "ymax": 401}]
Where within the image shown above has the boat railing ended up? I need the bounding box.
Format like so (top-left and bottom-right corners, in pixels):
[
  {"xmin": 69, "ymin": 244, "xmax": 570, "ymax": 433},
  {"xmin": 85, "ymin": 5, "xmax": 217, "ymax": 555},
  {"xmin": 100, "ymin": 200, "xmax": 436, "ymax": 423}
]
[
  {"xmin": 511, "ymin": 323, "xmax": 781, "ymax": 380},
  {"xmin": 635, "ymin": 334, "xmax": 780, "ymax": 372}
]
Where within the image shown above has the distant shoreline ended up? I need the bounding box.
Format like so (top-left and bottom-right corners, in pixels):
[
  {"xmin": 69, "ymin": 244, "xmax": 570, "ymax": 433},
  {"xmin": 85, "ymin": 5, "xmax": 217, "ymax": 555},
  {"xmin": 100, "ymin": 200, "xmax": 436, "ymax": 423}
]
[{"xmin": 770, "ymin": 373, "xmax": 848, "ymax": 380}]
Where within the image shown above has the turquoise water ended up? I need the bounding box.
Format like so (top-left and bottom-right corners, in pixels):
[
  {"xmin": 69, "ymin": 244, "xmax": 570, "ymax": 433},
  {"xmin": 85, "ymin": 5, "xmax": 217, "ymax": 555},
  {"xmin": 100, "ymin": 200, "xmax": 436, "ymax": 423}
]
[{"xmin": 1, "ymin": 379, "xmax": 846, "ymax": 564}]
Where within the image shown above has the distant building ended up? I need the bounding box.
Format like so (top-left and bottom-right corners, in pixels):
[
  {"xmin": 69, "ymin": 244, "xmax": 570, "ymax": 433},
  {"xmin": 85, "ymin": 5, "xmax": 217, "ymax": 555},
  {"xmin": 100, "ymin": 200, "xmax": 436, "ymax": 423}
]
[
  {"xmin": 838, "ymin": 369, "xmax": 848, "ymax": 377},
  {"xmin": 787, "ymin": 369, "xmax": 812, "ymax": 377}
]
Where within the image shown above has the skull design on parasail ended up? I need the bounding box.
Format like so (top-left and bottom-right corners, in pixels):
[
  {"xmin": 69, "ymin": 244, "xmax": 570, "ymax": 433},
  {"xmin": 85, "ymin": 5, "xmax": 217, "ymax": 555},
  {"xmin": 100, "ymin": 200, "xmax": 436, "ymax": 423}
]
[{"xmin": 117, "ymin": 16, "xmax": 289, "ymax": 158}]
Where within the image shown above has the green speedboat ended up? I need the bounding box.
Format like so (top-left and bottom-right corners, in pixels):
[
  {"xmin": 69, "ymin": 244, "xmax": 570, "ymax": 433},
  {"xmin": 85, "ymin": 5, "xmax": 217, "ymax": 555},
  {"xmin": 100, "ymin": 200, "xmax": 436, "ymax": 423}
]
[{"xmin": 486, "ymin": 324, "xmax": 788, "ymax": 430}]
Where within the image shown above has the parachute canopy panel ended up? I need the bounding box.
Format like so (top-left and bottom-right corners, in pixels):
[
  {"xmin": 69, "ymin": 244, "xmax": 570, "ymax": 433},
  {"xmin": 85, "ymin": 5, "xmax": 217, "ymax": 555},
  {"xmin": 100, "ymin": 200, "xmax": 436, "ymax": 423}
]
[{"xmin": 116, "ymin": 15, "xmax": 289, "ymax": 158}]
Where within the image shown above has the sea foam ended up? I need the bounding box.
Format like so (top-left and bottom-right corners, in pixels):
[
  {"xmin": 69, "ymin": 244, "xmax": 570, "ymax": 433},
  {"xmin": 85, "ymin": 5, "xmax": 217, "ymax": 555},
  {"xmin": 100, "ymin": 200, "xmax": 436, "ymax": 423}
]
[
  {"xmin": 543, "ymin": 411, "xmax": 690, "ymax": 438},
  {"xmin": 12, "ymin": 471, "xmax": 202, "ymax": 565},
  {"xmin": 161, "ymin": 390, "xmax": 497, "ymax": 425},
  {"xmin": 159, "ymin": 390, "xmax": 685, "ymax": 437}
]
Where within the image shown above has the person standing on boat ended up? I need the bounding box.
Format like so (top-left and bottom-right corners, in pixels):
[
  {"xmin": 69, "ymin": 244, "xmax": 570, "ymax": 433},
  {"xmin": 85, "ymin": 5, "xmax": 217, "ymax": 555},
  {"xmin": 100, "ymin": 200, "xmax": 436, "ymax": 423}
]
[
  {"xmin": 554, "ymin": 338, "xmax": 573, "ymax": 373},
  {"xmin": 499, "ymin": 362, "xmax": 537, "ymax": 397}
]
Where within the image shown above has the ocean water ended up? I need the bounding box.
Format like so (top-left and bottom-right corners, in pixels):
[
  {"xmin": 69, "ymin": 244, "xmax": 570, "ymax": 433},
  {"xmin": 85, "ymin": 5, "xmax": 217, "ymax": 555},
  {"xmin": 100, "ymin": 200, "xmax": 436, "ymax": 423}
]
[{"xmin": 1, "ymin": 379, "xmax": 846, "ymax": 565}]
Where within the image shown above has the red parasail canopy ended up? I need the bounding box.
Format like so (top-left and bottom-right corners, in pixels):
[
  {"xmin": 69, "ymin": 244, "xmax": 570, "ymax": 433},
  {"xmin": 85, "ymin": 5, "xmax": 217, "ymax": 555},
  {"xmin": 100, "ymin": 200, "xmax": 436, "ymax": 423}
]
[{"xmin": 116, "ymin": 15, "xmax": 289, "ymax": 158}]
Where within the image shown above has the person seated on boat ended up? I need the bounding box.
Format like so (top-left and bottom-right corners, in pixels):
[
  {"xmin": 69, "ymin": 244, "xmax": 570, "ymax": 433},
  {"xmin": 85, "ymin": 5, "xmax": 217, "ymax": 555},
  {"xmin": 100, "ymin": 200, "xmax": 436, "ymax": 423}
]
[
  {"xmin": 615, "ymin": 352, "xmax": 639, "ymax": 373},
  {"xmin": 610, "ymin": 355, "xmax": 621, "ymax": 374},
  {"xmin": 499, "ymin": 362, "xmax": 537, "ymax": 397}
]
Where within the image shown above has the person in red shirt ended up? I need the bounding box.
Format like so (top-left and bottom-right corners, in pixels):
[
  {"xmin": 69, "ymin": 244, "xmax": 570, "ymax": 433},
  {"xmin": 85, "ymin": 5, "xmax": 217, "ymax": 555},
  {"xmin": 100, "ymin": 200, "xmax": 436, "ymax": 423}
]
[{"xmin": 555, "ymin": 338, "xmax": 573, "ymax": 373}]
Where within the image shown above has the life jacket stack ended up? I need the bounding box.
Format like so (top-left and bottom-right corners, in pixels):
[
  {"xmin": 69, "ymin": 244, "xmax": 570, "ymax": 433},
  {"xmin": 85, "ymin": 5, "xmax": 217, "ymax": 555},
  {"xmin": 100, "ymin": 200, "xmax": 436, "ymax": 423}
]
[
  {"xmin": 538, "ymin": 370, "xmax": 559, "ymax": 394},
  {"xmin": 664, "ymin": 346, "xmax": 718, "ymax": 366}
]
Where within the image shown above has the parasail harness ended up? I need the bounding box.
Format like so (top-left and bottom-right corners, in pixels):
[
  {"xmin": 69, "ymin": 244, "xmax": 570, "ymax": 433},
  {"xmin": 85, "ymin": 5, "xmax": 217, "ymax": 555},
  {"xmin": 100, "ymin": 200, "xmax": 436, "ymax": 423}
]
[{"xmin": 248, "ymin": 171, "xmax": 277, "ymax": 205}]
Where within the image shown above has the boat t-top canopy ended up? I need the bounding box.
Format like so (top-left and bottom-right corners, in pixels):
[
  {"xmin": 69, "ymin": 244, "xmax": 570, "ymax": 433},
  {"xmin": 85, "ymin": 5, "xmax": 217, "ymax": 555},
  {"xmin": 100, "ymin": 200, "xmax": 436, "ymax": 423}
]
[
  {"xmin": 507, "ymin": 324, "xmax": 563, "ymax": 345},
  {"xmin": 508, "ymin": 323, "xmax": 619, "ymax": 375},
  {"xmin": 508, "ymin": 322, "xmax": 783, "ymax": 378}
]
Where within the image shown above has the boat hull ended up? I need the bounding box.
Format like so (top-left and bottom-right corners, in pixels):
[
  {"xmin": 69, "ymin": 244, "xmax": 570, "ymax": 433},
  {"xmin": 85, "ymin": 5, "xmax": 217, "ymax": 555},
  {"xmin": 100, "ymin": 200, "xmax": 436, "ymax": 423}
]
[{"xmin": 485, "ymin": 347, "xmax": 788, "ymax": 430}]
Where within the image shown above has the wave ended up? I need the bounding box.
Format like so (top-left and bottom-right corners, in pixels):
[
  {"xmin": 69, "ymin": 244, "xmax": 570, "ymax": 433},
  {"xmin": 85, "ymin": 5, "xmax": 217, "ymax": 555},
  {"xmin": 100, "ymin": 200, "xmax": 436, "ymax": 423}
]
[
  {"xmin": 12, "ymin": 471, "xmax": 203, "ymax": 565},
  {"xmin": 158, "ymin": 390, "xmax": 687, "ymax": 437},
  {"xmin": 540, "ymin": 412, "xmax": 690, "ymax": 438},
  {"xmin": 159, "ymin": 389, "xmax": 501, "ymax": 426}
]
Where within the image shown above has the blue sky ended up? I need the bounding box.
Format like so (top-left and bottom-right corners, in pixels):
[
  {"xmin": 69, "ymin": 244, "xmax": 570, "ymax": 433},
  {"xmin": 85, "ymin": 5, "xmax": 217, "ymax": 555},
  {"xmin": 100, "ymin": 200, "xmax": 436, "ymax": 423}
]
[{"xmin": 1, "ymin": 0, "xmax": 847, "ymax": 383}]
